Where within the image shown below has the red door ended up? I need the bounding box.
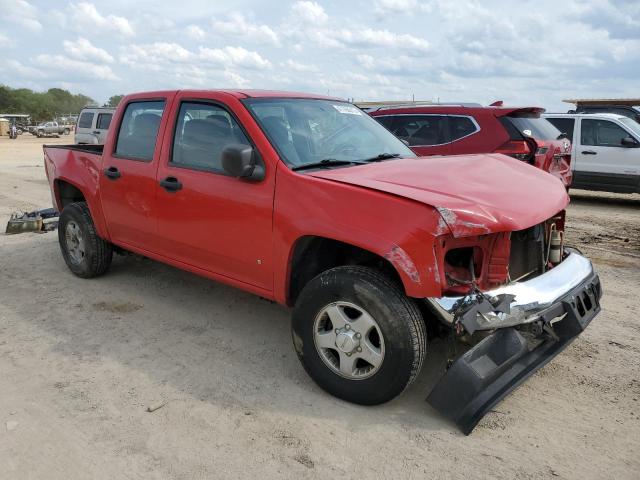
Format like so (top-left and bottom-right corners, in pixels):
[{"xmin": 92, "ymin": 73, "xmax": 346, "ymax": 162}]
[
  {"xmin": 153, "ymin": 93, "xmax": 276, "ymax": 291},
  {"xmin": 99, "ymin": 95, "xmax": 175, "ymax": 249}
]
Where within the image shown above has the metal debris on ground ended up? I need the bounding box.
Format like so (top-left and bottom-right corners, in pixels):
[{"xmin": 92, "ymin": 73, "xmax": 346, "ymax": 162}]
[{"xmin": 5, "ymin": 208, "xmax": 59, "ymax": 234}]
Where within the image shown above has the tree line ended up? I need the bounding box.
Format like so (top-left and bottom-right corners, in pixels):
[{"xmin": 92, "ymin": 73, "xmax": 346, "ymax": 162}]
[{"xmin": 0, "ymin": 85, "xmax": 124, "ymax": 122}]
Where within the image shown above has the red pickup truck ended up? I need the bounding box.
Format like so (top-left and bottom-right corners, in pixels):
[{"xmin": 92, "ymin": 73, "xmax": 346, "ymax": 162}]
[{"xmin": 44, "ymin": 90, "xmax": 601, "ymax": 433}]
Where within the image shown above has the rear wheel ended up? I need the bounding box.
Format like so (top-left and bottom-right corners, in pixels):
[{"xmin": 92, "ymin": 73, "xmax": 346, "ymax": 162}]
[
  {"xmin": 37, "ymin": 130, "xmax": 43, "ymax": 138},
  {"xmin": 292, "ymin": 266, "xmax": 426, "ymax": 405},
  {"xmin": 58, "ymin": 202, "xmax": 112, "ymax": 278},
  {"xmin": 63, "ymin": 128, "xmax": 70, "ymax": 135}
]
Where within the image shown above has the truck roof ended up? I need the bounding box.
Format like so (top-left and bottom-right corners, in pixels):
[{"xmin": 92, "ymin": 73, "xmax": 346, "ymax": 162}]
[
  {"xmin": 543, "ymin": 112, "xmax": 628, "ymax": 121},
  {"xmin": 367, "ymin": 104, "xmax": 545, "ymax": 117},
  {"xmin": 124, "ymin": 89, "xmax": 344, "ymax": 101}
]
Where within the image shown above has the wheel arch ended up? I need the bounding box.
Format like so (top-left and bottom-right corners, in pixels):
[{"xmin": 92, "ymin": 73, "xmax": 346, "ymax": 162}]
[{"xmin": 286, "ymin": 235, "xmax": 410, "ymax": 306}]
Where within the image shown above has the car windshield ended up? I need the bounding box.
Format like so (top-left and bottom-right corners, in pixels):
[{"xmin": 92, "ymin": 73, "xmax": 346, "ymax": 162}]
[
  {"xmin": 507, "ymin": 116, "xmax": 562, "ymax": 140},
  {"xmin": 620, "ymin": 118, "xmax": 640, "ymax": 138},
  {"xmin": 242, "ymin": 98, "xmax": 415, "ymax": 168}
]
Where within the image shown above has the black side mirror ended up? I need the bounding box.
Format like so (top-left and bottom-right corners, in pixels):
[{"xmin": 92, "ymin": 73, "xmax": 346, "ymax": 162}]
[
  {"xmin": 621, "ymin": 136, "xmax": 639, "ymax": 148},
  {"xmin": 221, "ymin": 144, "xmax": 265, "ymax": 181}
]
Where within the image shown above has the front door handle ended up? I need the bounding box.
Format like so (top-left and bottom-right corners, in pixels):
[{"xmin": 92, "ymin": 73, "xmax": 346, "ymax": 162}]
[
  {"xmin": 159, "ymin": 176, "xmax": 183, "ymax": 192},
  {"xmin": 581, "ymin": 150, "xmax": 597, "ymax": 155},
  {"xmin": 93, "ymin": 130, "xmax": 101, "ymax": 134},
  {"xmin": 104, "ymin": 166, "xmax": 121, "ymax": 180}
]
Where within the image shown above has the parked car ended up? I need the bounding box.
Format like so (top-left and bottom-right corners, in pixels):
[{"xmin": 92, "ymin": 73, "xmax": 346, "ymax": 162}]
[
  {"xmin": 43, "ymin": 90, "xmax": 601, "ymax": 434},
  {"xmin": 0, "ymin": 113, "xmax": 31, "ymax": 134},
  {"xmin": 544, "ymin": 113, "xmax": 640, "ymax": 194},
  {"xmin": 75, "ymin": 107, "xmax": 115, "ymax": 144},
  {"xmin": 33, "ymin": 121, "xmax": 71, "ymax": 137},
  {"xmin": 368, "ymin": 104, "xmax": 573, "ymax": 187}
]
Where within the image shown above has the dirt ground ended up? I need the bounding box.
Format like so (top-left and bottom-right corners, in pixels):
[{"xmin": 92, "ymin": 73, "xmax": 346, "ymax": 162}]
[{"xmin": 1, "ymin": 134, "xmax": 639, "ymax": 479}]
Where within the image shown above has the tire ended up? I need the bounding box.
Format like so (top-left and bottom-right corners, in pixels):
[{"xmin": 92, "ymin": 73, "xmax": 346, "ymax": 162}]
[
  {"xmin": 17, "ymin": 129, "xmax": 23, "ymax": 135},
  {"xmin": 292, "ymin": 266, "xmax": 426, "ymax": 405},
  {"xmin": 58, "ymin": 202, "xmax": 113, "ymax": 278},
  {"xmin": 37, "ymin": 130, "xmax": 43, "ymax": 138},
  {"xmin": 63, "ymin": 128, "xmax": 70, "ymax": 135}
]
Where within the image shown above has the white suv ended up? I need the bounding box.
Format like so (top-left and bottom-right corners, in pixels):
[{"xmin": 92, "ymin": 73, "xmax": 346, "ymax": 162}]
[
  {"xmin": 543, "ymin": 113, "xmax": 640, "ymax": 194},
  {"xmin": 75, "ymin": 107, "xmax": 115, "ymax": 144}
]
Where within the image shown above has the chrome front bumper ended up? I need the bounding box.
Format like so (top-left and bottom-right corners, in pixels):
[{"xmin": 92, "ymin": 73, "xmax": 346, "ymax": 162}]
[{"xmin": 426, "ymin": 250, "xmax": 600, "ymax": 332}]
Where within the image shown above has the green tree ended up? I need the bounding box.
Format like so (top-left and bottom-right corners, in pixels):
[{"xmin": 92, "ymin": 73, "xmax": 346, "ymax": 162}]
[
  {"xmin": 104, "ymin": 94, "xmax": 124, "ymax": 107},
  {"xmin": 0, "ymin": 84, "xmax": 96, "ymax": 122}
]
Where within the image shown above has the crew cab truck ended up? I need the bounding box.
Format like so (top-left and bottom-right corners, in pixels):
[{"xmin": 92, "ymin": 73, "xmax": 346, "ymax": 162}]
[
  {"xmin": 33, "ymin": 121, "xmax": 71, "ymax": 137},
  {"xmin": 44, "ymin": 90, "xmax": 602, "ymax": 434},
  {"xmin": 544, "ymin": 113, "xmax": 640, "ymax": 194}
]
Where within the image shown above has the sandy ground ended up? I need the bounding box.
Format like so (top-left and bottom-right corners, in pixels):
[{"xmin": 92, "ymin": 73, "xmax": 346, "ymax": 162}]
[{"xmin": 0, "ymin": 134, "xmax": 639, "ymax": 479}]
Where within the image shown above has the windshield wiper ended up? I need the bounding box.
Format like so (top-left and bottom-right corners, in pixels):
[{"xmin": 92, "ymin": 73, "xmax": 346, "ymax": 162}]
[
  {"xmin": 291, "ymin": 159, "xmax": 366, "ymax": 171},
  {"xmin": 361, "ymin": 153, "xmax": 402, "ymax": 162}
]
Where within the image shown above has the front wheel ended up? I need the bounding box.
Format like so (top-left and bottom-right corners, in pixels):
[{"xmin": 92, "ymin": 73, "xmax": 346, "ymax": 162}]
[
  {"xmin": 37, "ymin": 130, "xmax": 44, "ymax": 138},
  {"xmin": 63, "ymin": 128, "xmax": 70, "ymax": 135},
  {"xmin": 58, "ymin": 202, "xmax": 113, "ymax": 278},
  {"xmin": 292, "ymin": 266, "xmax": 426, "ymax": 405}
]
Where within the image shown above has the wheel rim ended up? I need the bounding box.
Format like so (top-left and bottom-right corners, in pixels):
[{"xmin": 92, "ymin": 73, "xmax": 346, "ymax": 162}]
[
  {"xmin": 65, "ymin": 221, "xmax": 86, "ymax": 265},
  {"xmin": 313, "ymin": 301, "xmax": 385, "ymax": 380}
]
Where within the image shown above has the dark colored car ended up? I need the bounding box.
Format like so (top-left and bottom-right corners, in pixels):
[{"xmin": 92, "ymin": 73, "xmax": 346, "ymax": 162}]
[{"xmin": 368, "ymin": 104, "xmax": 573, "ymax": 187}]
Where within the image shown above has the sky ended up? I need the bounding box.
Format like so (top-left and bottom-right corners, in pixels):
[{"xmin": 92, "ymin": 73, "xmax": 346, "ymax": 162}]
[{"xmin": 0, "ymin": 0, "xmax": 638, "ymax": 111}]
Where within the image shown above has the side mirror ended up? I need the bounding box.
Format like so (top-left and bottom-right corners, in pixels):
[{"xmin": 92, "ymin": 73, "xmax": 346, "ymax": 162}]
[
  {"xmin": 621, "ymin": 136, "xmax": 639, "ymax": 148},
  {"xmin": 221, "ymin": 144, "xmax": 265, "ymax": 181}
]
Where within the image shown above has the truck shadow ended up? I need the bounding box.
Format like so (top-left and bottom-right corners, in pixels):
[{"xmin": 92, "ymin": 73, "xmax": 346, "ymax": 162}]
[
  {"xmin": 2, "ymin": 236, "xmax": 456, "ymax": 433},
  {"xmin": 569, "ymin": 190, "xmax": 640, "ymax": 209}
]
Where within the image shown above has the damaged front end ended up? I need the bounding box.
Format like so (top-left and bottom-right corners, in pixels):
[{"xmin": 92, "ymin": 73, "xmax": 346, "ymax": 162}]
[{"xmin": 424, "ymin": 216, "xmax": 602, "ymax": 434}]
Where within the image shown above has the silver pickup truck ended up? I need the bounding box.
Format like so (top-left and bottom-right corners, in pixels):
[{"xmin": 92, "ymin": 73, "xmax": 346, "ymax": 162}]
[{"xmin": 32, "ymin": 121, "xmax": 71, "ymax": 137}]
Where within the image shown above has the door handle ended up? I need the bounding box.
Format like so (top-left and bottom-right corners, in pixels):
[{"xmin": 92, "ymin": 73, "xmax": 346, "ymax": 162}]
[
  {"xmin": 104, "ymin": 166, "xmax": 121, "ymax": 180},
  {"xmin": 93, "ymin": 130, "xmax": 101, "ymax": 134},
  {"xmin": 159, "ymin": 176, "xmax": 183, "ymax": 192},
  {"xmin": 581, "ymin": 150, "xmax": 597, "ymax": 155}
]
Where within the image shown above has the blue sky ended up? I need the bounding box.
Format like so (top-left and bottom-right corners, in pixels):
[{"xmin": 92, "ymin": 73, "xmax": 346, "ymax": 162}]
[{"xmin": 0, "ymin": 0, "xmax": 638, "ymax": 110}]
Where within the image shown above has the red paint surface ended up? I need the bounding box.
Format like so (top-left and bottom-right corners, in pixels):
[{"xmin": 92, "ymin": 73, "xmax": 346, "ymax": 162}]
[{"xmin": 44, "ymin": 90, "xmax": 569, "ymax": 305}]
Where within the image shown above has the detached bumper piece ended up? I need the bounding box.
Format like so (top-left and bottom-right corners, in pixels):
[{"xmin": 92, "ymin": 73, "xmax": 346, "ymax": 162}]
[
  {"xmin": 427, "ymin": 270, "xmax": 601, "ymax": 435},
  {"xmin": 5, "ymin": 208, "xmax": 59, "ymax": 234}
]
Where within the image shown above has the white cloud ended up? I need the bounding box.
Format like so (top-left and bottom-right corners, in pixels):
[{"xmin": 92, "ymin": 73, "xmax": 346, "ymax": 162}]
[
  {"xmin": 199, "ymin": 46, "xmax": 271, "ymax": 69},
  {"xmin": 281, "ymin": 59, "xmax": 319, "ymax": 72},
  {"xmin": 68, "ymin": 2, "xmax": 134, "ymax": 36},
  {"xmin": 0, "ymin": 32, "xmax": 13, "ymax": 47},
  {"xmin": 0, "ymin": 0, "xmax": 42, "ymax": 31},
  {"xmin": 331, "ymin": 28, "xmax": 430, "ymax": 53},
  {"xmin": 186, "ymin": 25, "xmax": 206, "ymax": 40},
  {"xmin": 290, "ymin": 1, "xmax": 328, "ymax": 24},
  {"xmin": 33, "ymin": 54, "xmax": 119, "ymax": 80},
  {"xmin": 64, "ymin": 37, "xmax": 114, "ymax": 63},
  {"xmin": 373, "ymin": 0, "xmax": 432, "ymax": 16},
  {"xmin": 212, "ymin": 13, "xmax": 280, "ymax": 46}
]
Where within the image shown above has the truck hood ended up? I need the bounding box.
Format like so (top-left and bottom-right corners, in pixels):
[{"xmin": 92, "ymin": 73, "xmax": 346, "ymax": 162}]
[{"xmin": 308, "ymin": 154, "xmax": 569, "ymax": 238}]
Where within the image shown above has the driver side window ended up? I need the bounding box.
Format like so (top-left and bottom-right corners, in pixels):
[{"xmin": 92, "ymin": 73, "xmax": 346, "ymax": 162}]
[{"xmin": 581, "ymin": 119, "xmax": 629, "ymax": 147}]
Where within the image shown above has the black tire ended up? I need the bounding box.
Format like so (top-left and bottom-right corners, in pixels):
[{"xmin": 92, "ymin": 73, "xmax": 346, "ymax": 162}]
[
  {"xmin": 292, "ymin": 266, "xmax": 426, "ymax": 405},
  {"xmin": 63, "ymin": 128, "xmax": 70, "ymax": 135},
  {"xmin": 37, "ymin": 130, "xmax": 43, "ymax": 138},
  {"xmin": 58, "ymin": 202, "xmax": 113, "ymax": 278}
]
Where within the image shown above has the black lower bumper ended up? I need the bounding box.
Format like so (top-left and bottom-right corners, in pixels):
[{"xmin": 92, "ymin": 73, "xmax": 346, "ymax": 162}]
[{"xmin": 427, "ymin": 270, "xmax": 602, "ymax": 435}]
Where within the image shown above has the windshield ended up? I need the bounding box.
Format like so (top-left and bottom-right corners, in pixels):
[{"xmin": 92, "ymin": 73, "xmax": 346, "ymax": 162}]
[
  {"xmin": 243, "ymin": 98, "xmax": 415, "ymax": 168},
  {"xmin": 507, "ymin": 116, "xmax": 562, "ymax": 140},
  {"xmin": 620, "ymin": 118, "xmax": 640, "ymax": 138}
]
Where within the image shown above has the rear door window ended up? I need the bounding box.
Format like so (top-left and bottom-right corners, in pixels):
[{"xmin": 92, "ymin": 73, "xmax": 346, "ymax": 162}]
[
  {"xmin": 96, "ymin": 113, "xmax": 112, "ymax": 130},
  {"xmin": 115, "ymin": 101, "xmax": 165, "ymax": 161},
  {"xmin": 546, "ymin": 118, "xmax": 575, "ymax": 142},
  {"xmin": 448, "ymin": 116, "xmax": 478, "ymax": 141},
  {"xmin": 389, "ymin": 115, "xmax": 447, "ymax": 146},
  {"xmin": 581, "ymin": 119, "xmax": 630, "ymax": 147},
  {"xmin": 78, "ymin": 112, "xmax": 94, "ymax": 129}
]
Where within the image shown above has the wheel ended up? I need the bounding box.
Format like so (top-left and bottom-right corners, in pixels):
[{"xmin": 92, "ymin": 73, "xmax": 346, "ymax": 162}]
[
  {"xmin": 63, "ymin": 128, "xmax": 70, "ymax": 135},
  {"xmin": 17, "ymin": 128, "xmax": 23, "ymax": 135},
  {"xmin": 292, "ymin": 266, "xmax": 426, "ymax": 405},
  {"xmin": 58, "ymin": 202, "xmax": 113, "ymax": 278},
  {"xmin": 37, "ymin": 130, "xmax": 43, "ymax": 138}
]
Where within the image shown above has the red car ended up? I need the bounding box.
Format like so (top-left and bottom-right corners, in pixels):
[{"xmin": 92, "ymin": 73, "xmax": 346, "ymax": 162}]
[
  {"xmin": 43, "ymin": 90, "xmax": 600, "ymax": 433},
  {"xmin": 368, "ymin": 104, "xmax": 573, "ymax": 187}
]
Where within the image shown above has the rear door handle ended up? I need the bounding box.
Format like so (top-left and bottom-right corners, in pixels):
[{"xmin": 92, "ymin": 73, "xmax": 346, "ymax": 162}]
[
  {"xmin": 104, "ymin": 166, "xmax": 121, "ymax": 180},
  {"xmin": 159, "ymin": 176, "xmax": 182, "ymax": 192},
  {"xmin": 581, "ymin": 150, "xmax": 597, "ymax": 155},
  {"xmin": 93, "ymin": 130, "xmax": 101, "ymax": 134}
]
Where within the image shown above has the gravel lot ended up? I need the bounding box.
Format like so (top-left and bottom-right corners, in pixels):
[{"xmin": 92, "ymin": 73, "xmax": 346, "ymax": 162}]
[{"xmin": 1, "ymin": 134, "xmax": 639, "ymax": 479}]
